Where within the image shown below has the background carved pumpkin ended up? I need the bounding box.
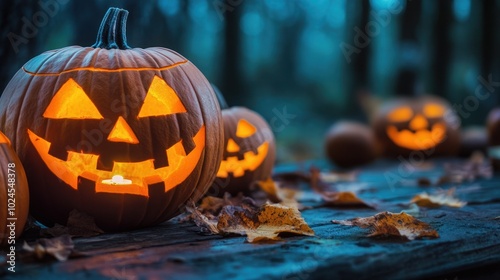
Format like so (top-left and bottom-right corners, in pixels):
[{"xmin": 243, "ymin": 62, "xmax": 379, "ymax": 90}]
[
  {"xmin": 210, "ymin": 87, "xmax": 275, "ymax": 195},
  {"xmin": 0, "ymin": 8, "xmax": 223, "ymax": 231},
  {"xmin": 372, "ymin": 96, "xmax": 460, "ymax": 157},
  {"xmin": 1, "ymin": 131, "xmax": 29, "ymax": 246}
]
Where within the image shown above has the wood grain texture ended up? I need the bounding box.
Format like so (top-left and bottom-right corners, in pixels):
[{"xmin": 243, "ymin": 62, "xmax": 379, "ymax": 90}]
[{"xmin": 2, "ymin": 159, "xmax": 500, "ymax": 279}]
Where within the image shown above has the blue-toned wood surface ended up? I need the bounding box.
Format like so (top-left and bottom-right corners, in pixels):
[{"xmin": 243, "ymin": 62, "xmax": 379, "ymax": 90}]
[{"xmin": 2, "ymin": 159, "xmax": 500, "ymax": 280}]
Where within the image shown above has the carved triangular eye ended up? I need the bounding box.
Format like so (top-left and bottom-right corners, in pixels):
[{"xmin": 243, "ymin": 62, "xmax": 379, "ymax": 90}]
[
  {"xmin": 226, "ymin": 138, "xmax": 240, "ymax": 152},
  {"xmin": 423, "ymin": 103, "xmax": 445, "ymax": 118},
  {"xmin": 236, "ymin": 119, "xmax": 256, "ymax": 138},
  {"xmin": 138, "ymin": 75, "xmax": 187, "ymax": 118},
  {"xmin": 387, "ymin": 106, "xmax": 413, "ymax": 122},
  {"xmin": 43, "ymin": 78, "xmax": 103, "ymax": 119}
]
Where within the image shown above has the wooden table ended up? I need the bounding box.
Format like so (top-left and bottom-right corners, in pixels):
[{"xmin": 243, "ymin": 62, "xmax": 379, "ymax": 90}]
[{"xmin": 2, "ymin": 159, "xmax": 500, "ymax": 279}]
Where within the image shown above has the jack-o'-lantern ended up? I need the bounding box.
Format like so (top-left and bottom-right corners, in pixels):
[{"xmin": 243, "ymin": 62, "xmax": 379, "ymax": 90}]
[
  {"xmin": 1, "ymin": 131, "xmax": 29, "ymax": 246},
  {"xmin": 0, "ymin": 8, "xmax": 223, "ymax": 231},
  {"xmin": 211, "ymin": 101, "xmax": 275, "ymax": 195},
  {"xmin": 373, "ymin": 96, "xmax": 460, "ymax": 157}
]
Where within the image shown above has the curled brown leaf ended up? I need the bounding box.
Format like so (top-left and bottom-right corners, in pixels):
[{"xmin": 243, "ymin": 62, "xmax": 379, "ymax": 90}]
[
  {"xmin": 410, "ymin": 189, "xmax": 466, "ymax": 208},
  {"xmin": 187, "ymin": 201, "xmax": 314, "ymax": 243},
  {"xmin": 332, "ymin": 211, "xmax": 439, "ymax": 240}
]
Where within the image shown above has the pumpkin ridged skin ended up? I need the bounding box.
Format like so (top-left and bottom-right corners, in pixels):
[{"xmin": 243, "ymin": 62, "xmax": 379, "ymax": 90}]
[
  {"xmin": 0, "ymin": 8, "xmax": 223, "ymax": 231},
  {"xmin": 212, "ymin": 107, "xmax": 275, "ymax": 196},
  {"xmin": 372, "ymin": 96, "xmax": 460, "ymax": 158},
  {"xmin": 0, "ymin": 131, "xmax": 29, "ymax": 246}
]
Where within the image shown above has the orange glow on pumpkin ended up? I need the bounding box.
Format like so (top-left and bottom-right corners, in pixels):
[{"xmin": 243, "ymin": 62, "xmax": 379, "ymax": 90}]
[
  {"xmin": 423, "ymin": 103, "xmax": 446, "ymax": 118},
  {"xmin": 217, "ymin": 142, "xmax": 269, "ymax": 178},
  {"xmin": 107, "ymin": 116, "xmax": 139, "ymax": 144},
  {"xmin": 43, "ymin": 78, "xmax": 104, "ymax": 120},
  {"xmin": 217, "ymin": 118, "xmax": 270, "ymax": 178},
  {"xmin": 236, "ymin": 119, "xmax": 257, "ymax": 138},
  {"xmin": 0, "ymin": 131, "xmax": 11, "ymax": 145},
  {"xmin": 409, "ymin": 114, "xmax": 428, "ymax": 131},
  {"xmin": 27, "ymin": 125, "xmax": 205, "ymax": 197},
  {"xmin": 386, "ymin": 123, "xmax": 446, "ymax": 150},
  {"xmin": 226, "ymin": 138, "xmax": 240, "ymax": 152},
  {"xmin": 387, "ymin": 106, "xmax": 413, "ymax": 122},
  {"xmin": 137, "ymin": 75, "xmax": 187, "ymax": 118},
  {"xmin": 385, "ymin": 103, "xmax": 448, "ymax": 151}
]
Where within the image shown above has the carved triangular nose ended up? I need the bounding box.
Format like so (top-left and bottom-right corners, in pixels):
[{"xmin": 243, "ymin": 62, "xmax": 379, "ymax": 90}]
[
  {"xmin": 107, "ymin": 116, "xmax": 139, "ymax": 144},
  {"xmin": 409, "ymin": 114, "xmax": 428, "ymax": 131}
]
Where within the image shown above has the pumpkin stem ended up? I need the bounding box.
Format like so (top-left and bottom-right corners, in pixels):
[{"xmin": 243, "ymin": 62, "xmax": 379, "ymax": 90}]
[{"xmin": 92, "ymin": 7, "xmax": 131, "ymax": 50}]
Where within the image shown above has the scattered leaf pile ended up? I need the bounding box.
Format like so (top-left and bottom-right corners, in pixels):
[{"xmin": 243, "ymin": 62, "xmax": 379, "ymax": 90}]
[
  {"xmin": 23, "ymin": 235, "xmax": 75, "ymax": 261},
  {"xmin": 187, "ymin": 196, "xmax": 314, "ymax": 243},
  {"xmin": 332, "ymin": 212, "xmax": 439, "ymax": 240},
  {"xmin": 410, "ymin": 189, "xmax": 466, "ymax": 208}
]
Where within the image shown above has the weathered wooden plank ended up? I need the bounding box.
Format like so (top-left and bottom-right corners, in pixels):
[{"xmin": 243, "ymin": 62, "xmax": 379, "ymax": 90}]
[{"xmin": 2, "ymin": 159, "xmax": 499, "ymax": 279}]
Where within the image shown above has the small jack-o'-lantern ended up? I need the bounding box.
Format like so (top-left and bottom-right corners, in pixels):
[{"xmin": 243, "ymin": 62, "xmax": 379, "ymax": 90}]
[
  {"xmin": 373, "ymin": 96, "xmax": 460, "ymax": 157},
  {"xmin": 0, "ymin": 8, "xmax": 223, "ymax": 231},
  {"xmin": 212, "ymin": 104, "xmax": 276, "ymax": 195},
  {"xmin": 1, "ymin": 131, "xmax": 29, "ymax": 246}
]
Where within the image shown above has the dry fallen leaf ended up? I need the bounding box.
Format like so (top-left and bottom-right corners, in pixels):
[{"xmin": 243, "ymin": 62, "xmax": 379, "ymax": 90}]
[
  {"xmin": 188, "ymin": 202, "xmax": 314, "ymax": 243},
  {"xmin": 42, "ymin": 209, "xmax": 104, "ymax": 237},
  {"xmin": 410, "ymin": 189, "xmax": 466, "ymax": 208},
  {"xmin": 219, "ymin": 203, "xmax": 315, "ymax": 242},
  {"xmin": 332, "ymin": 211, "xmax": 439, "ymax": 240},
  {"xmin": 199, "ymin": 193, "xmax": 257, "ymax": 215},
  {"xmin": 23, "ymin": 235, "xmax": 74, "ymax": 261},
  {"xmin": 442, "ymin": 152, "xmax": 492, "ymax": 183},
  {"xmin": 310, "ymin": 167, "xmax": 373, "ymax": 208},
  {"xmin": 321, "ymin": 191, "xmax": 374, "ymax": 208},
  {"xmin": 256, "ymin": 178, "xmax": 305, "ymax": 210}
]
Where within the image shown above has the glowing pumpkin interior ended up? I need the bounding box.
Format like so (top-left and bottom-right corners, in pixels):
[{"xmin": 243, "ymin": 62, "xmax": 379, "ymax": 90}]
[
  {"xmin": 217, "ymin": 119, "xmax": 269, "ymax": 178},
  {"xmin": 385, "ymin": 103, "xmax": 447, "ymax": 150},
  {"xmin": 0, "ymin": 131, "xmax": 11, "ymax": 145},
  {"xmin": 28, "ymin": 75, "xmax": 205, "ymax": 197}
]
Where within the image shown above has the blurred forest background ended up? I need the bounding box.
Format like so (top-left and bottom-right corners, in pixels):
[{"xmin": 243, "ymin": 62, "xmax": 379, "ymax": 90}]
[{"xmin": 1, "ymin": 0, "xmax": 500, "ymax": 162}]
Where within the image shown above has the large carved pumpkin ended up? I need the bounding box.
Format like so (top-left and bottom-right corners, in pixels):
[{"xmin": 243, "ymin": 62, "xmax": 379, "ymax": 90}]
[
  {"xmin": 372, "ymin": 96, "xmax": 460, "ymax": 157},
  {"xmin": 0, "ymin": 8, "xmax": 223, "ymax": 231},
  {"xmin": 1, "ymin": 131, "xmax": 29, "ymax": 246}
]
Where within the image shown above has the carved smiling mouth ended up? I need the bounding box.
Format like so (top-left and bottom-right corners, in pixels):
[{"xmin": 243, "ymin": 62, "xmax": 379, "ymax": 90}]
[
  {"xmin": 27, "ymin": 126, "xmax": 205, "ymax": 197},
  {"xmin": 217, "ymin": 142, "xmax": 269, "ymax": 178},
  {"xmin": 386, "ymin": 123, "xmax": 446, "ymax": 150}
]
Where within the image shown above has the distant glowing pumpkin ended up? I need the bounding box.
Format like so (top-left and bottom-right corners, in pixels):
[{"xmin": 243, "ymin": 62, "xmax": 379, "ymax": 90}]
[{"xmin": 373, "ymin": 96, "xmax": 460, "ymax": 157}]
